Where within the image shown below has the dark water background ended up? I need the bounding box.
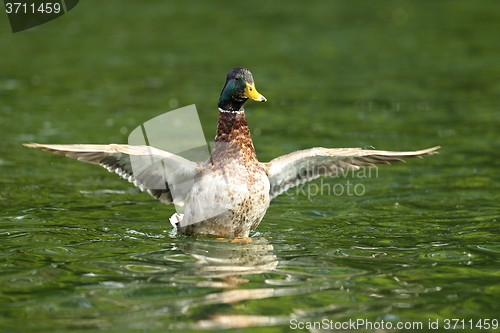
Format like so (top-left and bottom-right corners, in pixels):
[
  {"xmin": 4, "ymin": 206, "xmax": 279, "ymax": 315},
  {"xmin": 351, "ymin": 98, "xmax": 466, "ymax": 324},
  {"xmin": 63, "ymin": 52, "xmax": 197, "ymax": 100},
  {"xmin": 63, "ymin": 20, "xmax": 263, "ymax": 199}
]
[{"xmin": 1, "ymin": 1, "xmax": 499, "ymax": 332}]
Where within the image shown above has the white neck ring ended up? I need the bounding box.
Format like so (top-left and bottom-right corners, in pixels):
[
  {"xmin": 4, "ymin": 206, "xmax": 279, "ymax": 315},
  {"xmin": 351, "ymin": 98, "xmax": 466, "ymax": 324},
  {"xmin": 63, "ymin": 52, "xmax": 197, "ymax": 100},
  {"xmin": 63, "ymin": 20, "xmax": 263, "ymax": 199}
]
[{"xmin": 218, "ymin": 108, "xmax": 244, "ymax": 114}]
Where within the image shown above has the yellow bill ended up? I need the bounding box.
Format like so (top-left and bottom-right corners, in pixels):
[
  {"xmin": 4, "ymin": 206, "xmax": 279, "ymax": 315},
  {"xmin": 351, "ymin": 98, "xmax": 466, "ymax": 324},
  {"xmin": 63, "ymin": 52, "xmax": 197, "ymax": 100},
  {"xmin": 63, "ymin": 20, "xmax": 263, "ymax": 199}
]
[{"xmin": 245, "ymin": 82, "xmax": 267, "ymax": 102}]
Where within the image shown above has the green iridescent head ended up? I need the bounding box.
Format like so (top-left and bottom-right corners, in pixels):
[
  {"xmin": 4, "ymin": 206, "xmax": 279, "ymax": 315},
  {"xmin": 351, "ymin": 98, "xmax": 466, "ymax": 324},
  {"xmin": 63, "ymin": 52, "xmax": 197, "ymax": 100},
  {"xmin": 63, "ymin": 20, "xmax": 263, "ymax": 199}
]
[{"xmin": 218, "ymin": 67, "xmax": 267, "ymax": 111}]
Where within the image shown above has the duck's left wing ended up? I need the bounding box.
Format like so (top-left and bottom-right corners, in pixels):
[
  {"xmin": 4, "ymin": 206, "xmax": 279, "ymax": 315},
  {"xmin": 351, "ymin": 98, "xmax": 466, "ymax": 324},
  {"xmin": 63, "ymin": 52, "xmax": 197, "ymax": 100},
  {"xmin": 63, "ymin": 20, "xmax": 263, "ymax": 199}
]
[
  {"xmin": 261, "ymin": 146, "xmax": 440, "ymax": 200},
  {"xmin": 23, "ymin": 143, "xmax": 199, "ymax": 206}
]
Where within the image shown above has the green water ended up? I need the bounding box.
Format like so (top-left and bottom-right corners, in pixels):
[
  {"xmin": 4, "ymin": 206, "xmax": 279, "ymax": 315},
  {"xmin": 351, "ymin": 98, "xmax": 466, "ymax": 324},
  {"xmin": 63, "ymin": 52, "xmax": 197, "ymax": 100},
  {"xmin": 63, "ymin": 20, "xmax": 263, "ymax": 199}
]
[{"xmin": 1, "ymin": 1, "xmax": 500, "ymax": 332}]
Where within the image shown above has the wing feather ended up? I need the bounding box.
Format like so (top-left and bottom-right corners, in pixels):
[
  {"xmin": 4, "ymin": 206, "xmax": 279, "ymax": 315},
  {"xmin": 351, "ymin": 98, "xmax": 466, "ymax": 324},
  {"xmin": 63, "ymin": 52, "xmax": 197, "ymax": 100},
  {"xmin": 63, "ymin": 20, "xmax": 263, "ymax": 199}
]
[
  {"xmin": 23, "ymin": 143, "xmax": 198, "ymax": 205},
  {"xmin": 261, "ymin": 146, "xmax": 440, "ymax": 200}
]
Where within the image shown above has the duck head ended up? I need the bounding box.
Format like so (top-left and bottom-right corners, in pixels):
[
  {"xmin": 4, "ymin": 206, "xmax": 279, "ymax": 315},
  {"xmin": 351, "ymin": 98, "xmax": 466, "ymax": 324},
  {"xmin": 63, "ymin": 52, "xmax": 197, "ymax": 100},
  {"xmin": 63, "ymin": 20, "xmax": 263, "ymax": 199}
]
[{"xmin": 218, "ymin": 67, "xmax": 267, "ymax": 112}]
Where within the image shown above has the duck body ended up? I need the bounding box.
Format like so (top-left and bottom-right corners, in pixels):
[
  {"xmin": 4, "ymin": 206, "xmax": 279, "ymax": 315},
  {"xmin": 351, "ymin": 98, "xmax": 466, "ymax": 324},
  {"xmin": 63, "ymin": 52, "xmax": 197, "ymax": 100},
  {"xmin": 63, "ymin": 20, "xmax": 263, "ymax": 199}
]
[
  {"xmin": 176, "ymin": 110, "xmax": 271, "ymax": 236},
  {"xmin": 24, "ymin": 67, "xmax": 440, "ymax": 237}
]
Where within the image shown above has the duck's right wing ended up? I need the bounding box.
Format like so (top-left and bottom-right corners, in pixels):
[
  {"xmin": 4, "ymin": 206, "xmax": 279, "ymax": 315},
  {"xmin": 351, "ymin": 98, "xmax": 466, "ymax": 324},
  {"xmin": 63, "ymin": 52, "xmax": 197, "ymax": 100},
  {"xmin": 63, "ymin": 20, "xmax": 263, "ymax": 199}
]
[{"xmin": 23, "ymin": 143, "xmax": 199, "ymax": 206}]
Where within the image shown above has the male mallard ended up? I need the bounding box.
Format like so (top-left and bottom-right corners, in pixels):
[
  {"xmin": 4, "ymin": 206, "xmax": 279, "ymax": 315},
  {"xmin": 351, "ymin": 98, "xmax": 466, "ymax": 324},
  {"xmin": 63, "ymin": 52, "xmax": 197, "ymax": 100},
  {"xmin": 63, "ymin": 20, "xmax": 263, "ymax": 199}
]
[{"xmin": 24, "ymin": 67, "xmax": 440, "ymax": 237}]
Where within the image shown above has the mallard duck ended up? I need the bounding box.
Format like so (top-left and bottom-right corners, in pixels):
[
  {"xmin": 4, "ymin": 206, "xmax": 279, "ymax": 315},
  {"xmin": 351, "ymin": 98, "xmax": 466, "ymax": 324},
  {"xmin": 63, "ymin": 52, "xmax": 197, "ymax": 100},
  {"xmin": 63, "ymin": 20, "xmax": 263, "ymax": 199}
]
[{"xmin": 24, "ymin": 67, "xmax": 440, "ymax": 237}]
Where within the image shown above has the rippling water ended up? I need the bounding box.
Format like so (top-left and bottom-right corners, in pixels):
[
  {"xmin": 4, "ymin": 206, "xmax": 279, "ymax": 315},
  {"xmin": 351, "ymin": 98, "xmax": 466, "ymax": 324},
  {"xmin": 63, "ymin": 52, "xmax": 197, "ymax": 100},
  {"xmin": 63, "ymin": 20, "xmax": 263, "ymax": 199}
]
[{"xmin": 1, "ymin": 1, "xmax": 500, "ymax": 332}]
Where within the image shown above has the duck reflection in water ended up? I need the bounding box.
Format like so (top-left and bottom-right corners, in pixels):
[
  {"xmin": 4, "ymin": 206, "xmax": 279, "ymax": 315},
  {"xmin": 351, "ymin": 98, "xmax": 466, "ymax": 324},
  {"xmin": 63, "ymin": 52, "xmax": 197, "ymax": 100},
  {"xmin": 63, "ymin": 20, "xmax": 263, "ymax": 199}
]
[
  {"xmin": 175, "ymin": 236, "xmax": 278, "ymax": 288},
  {"xmin": 159, "ymin": 236, "xmax": 309, "ymax": 330}
]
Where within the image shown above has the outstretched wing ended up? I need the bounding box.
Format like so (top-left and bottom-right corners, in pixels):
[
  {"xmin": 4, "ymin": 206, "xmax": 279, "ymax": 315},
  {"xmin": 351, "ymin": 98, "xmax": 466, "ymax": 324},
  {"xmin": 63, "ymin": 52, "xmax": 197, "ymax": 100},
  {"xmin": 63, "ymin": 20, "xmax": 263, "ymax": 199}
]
[
  {"xmin": 261, "ymin": 146, "xmax": 440, "ymax": 200},
  {"xmin": 23, "ymin": 143, "xmax": 199, "ymax": 206}
]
